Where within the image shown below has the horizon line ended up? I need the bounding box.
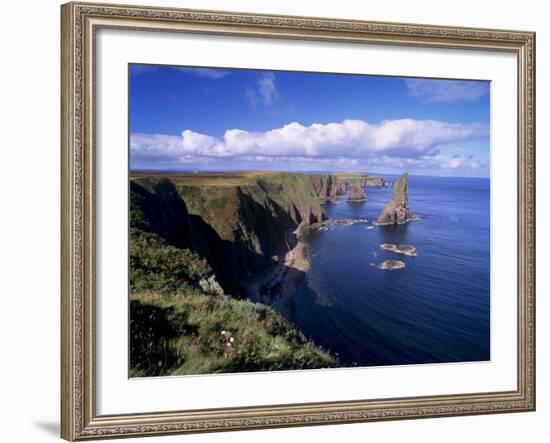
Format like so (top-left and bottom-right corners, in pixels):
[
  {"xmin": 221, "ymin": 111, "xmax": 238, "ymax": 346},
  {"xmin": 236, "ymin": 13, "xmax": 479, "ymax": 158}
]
[{"xmin": 129, "ymin": 168, "xmax": 490, "ymax": 179}]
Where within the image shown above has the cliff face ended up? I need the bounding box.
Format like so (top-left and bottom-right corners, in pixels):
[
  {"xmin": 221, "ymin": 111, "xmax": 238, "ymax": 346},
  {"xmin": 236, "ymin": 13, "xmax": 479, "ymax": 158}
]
[
  {"xmin": 130, "ymin": 172, "xmax": 327, "ymax": 294},
  {"xmin": 347, "ymin": 184, "xmax": 367, "ymax": 202},
  {"xmin": 308, "ymin": 174, "xmax": 347, "ymax": 202},
  {"xmin": 376, "ymin": 173, "xmax": 414, "ymax": 225},
  {"xmin": 306, "ymin": 174, "xmax": 386, "ymax": 202}
]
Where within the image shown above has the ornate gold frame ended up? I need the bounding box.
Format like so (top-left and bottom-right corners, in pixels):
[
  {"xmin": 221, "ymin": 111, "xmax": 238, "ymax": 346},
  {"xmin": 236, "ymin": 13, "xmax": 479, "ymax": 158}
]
[{"xmin": 61, "ymin": 2, "xmax": 536, "ymax": 440}]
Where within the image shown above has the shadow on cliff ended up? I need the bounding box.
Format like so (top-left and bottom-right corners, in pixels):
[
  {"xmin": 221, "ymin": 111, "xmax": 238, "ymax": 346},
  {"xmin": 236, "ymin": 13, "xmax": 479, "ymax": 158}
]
[
  {"xmin": 235, "ymin": 187, "xmax": 299, "ymax": 251},
  {"xmin": 130, "ymin": 180, "xmax": 306, "ymax": 298}
]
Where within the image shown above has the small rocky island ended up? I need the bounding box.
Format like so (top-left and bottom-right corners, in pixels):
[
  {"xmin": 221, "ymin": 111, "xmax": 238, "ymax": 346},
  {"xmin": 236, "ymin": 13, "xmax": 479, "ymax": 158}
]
[
  {"xmin": 376, "ymin": 172, "xmax": 418, "ymax": 225},
  {"xmin": 378, "ymin": 260, "xmax": 406, "ymax": 270},
  {"xmin": 347, "ymin": 184, "xmax": 367, "ymax": 202},
  {"xmin": 380, "ymin": 243, "xmax": 417, "ymax": 256}
]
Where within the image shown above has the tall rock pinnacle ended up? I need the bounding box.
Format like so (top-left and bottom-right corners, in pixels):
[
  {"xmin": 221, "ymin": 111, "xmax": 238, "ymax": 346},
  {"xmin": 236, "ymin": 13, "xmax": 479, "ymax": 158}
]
[{"xmin": 376, "ymin": 173, "xmax": 415, "ymax": 225}]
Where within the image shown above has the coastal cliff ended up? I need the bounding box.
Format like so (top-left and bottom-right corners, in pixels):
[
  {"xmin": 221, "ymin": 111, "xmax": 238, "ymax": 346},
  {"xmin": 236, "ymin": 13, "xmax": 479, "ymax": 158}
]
[
  {"xmin": 376, "ymin": 173, "xmax": 417, "ymax": 225},
  {"xmin": 308, "ymin": 174, "xmax": 347, "ymax": 202},
  {"xmin": 129, "ymin": 172, "xmax": 339, "ymax": 375},
  {"xmin": 131, "ymin": 172, "xmax": 327, "ymax": 294},
  {"xmin": 131, "ymin": 171, "xmax": 391, "ymax": 293}
]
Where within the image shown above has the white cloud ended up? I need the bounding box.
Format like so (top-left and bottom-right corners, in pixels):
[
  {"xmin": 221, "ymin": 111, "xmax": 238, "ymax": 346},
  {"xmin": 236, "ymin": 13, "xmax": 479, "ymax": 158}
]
[
  {"xmin": 130, "ymin": 118, "xmax": 489, "ymax": 174},
  {"xmin": 130, "ymin": 133, "xmax": 183, "ymax": 162},
  {"xmin": 405, "ymin": 79, "xmax": 489, "ymax": 103},
  {"xmin": 167, "ymin": 118, "xmax": 487, "ymax": 158},
  {"xmin": 246, "ymin": 73, "xmax": 278, "ymax": 107}
]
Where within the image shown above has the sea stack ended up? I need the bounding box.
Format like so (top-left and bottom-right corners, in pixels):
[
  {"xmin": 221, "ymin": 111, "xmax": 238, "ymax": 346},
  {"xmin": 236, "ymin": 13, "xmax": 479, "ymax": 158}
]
[
  {"xmin": 347, "ymin": 184, "xmax": 366, "ymax": 202},
  {"xmin": 376, "ymin": 173, "xmax": 415, "ymax": 225}
]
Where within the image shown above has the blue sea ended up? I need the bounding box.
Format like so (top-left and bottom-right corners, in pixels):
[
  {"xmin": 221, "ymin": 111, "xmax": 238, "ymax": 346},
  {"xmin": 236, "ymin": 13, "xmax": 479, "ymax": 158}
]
[{"xmin": 291, "ymin": 175, "xmax": 490, "ymax": 367}]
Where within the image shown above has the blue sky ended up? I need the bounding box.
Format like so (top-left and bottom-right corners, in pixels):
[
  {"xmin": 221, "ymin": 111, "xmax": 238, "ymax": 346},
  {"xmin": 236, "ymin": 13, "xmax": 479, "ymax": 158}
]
[{"xmin": 130, "ymin": 64, "xmax": 490, "ymax": 176}]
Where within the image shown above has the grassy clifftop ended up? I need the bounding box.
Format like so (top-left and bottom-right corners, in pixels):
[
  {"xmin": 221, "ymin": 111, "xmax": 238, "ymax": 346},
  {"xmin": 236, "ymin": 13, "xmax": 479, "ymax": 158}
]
[
  {"xmin": 131, "ymin": 290, "xmax": 337, "ymax": 376},
  {"xmin": 132, "ymin": 171, "xmax": 326, "ymax": 241},
  {"xmin": 129, "ymin": 228, "xmax": 338, "ymax": 376}
]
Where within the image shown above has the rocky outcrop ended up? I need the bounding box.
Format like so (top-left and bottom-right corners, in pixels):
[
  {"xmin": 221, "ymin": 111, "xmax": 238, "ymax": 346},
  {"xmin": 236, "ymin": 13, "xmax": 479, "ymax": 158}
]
[
  {"xmin": 308, "ymin": 174, "xmax": 346, "ymax": 202},
  {"xmin": 395, "ymin": 245, "xmax": 417, "ymax": 256},
  {"xmin": 380, "ymin": 243, "xmax": 417, "ymax": 256},
  {"xmin": 376, "ymin": 173, "xmax": 416, "ymax": 225},
  {"xmin": 378, "ymin": 260, "xmax": 406, "ymax": 270},
  {"xmin": 347, "ymin": 184, "xmax": 367, "ymax": 202}
]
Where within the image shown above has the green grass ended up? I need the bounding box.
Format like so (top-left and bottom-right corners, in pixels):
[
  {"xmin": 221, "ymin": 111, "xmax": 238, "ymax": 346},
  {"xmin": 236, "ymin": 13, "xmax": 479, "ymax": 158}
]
[
  {"xmin": 130, "ymin": 228, "xmax": 211, "ymax": 293},
  {"xmin": 129, "ymin": 227, "xmax": 339, "ymax": 376},
  {"xmin": 130, "ymin": 290, "xmax": 338, "ymax": 377}
]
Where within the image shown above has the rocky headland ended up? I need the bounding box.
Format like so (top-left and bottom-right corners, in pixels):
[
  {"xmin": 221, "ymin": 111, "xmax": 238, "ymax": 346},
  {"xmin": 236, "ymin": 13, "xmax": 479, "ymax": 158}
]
[
  {"xmin": 376, "ymin": 173, "xmax": 419, "ymax": 225},
  {"xmin": 130, "ymin": 171, "xmax": 329, "ymax": 295}
]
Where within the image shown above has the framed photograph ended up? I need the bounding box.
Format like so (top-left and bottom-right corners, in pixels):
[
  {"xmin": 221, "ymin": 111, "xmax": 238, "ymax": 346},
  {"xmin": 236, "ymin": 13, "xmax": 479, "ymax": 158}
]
[{"xmin": 61, "ymin": 1, "xmax": 536, "ymax": 440}]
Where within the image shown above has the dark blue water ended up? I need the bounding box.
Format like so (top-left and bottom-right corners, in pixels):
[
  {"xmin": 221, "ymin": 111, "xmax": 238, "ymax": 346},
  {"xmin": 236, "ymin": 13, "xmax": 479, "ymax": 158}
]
[{"xmin": 293, "ymin": 175, "xmax": 490, "ymax": 367}]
